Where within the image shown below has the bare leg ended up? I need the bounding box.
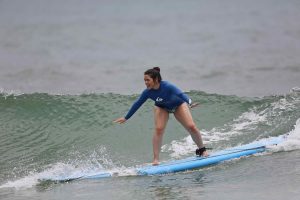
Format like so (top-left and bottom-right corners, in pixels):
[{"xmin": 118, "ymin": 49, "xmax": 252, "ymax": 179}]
[
  {"xmin": 152, "ymin": 106, "xmax": 169, "ymax": 165},
  {"xmin": 174, "ymin": 103, "xmax": 208, "ymax": 156}
]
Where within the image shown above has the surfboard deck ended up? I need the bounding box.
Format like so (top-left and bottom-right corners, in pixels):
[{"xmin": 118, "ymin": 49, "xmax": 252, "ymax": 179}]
[{"xmin": 43, "ymin": 135, "xmax": 285, "ymax": 182}]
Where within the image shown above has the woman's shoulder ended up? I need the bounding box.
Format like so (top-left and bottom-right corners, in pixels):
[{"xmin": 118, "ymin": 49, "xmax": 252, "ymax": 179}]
[
  {"xmin": 161, "ymin": 80, "xmax": 176, "ymax": 88},
  {"xmin": 161, "ymin": 80, "xmax": 172, "ymax": 86},
  {"xmin": 161, "ymin": 80, "xmax": 182, "ymax": 92}
]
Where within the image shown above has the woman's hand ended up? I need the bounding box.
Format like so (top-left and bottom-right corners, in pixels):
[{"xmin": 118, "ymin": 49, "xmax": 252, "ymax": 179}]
[
  {"xmin": 189, "ymin": 102, "xmax": 200, "ymax": 109},
  {"xmin": 113, "ymin": 117, "xmax": 127, "ymax": 124}
]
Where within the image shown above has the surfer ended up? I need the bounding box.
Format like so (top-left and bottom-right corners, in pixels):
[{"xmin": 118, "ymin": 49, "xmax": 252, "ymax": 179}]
[{"xmin": 114, "ymin": 67, "xmax": 208, "ymax": 165}]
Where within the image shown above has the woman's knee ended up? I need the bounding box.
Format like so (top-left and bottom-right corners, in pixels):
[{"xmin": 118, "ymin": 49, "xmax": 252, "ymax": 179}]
[
  {"xmin": 186, "ymin": 123, "xmax": 198, "ymax": 133},
  {"xmin": 155, "ymin": 127, "xmax": 165, "ymax": 135}
]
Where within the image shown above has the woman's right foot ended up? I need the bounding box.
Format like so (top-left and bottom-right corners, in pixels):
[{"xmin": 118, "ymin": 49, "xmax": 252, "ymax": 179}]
[{"xmin": 152, "ymin": 159, "xmax": 159, "ymax": 166}]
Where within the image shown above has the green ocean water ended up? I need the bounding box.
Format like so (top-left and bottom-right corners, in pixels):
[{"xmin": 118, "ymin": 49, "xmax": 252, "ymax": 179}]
[{"xmin": 1, "ymin": 90, "xmax": 300, "ymax": 199}]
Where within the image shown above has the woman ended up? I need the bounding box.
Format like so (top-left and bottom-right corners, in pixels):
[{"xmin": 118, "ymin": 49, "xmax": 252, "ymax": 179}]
[{"xmin": 114, "ymin": 67, "xmax": 208, "ymax": 165}]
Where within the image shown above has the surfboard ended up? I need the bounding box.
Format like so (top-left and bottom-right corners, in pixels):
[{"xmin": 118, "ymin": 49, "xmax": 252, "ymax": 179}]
[
  {"xmin": 45, "ymin": 135, "xmax": 285, "ymax": 182},
  {"xmin": 137, "ymin": 135, "xmax": 284, "ymax": 175}
]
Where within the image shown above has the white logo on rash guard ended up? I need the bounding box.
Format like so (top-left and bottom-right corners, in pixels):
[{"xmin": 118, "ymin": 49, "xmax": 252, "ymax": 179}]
[{"xmin": 156, "ymin": 97, "xmax": 163, "ymax": 102}]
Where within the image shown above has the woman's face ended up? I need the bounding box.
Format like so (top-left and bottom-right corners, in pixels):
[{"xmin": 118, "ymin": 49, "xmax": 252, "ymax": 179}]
[{"xmin": 144, "ymin": 74, "xmax": 158, "ymax": 89}]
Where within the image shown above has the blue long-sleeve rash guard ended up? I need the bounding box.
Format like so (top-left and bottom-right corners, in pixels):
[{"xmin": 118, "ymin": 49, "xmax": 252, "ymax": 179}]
[{"xmin": 124, "ymin": 81, "xmax": 192, "ymax": 120}]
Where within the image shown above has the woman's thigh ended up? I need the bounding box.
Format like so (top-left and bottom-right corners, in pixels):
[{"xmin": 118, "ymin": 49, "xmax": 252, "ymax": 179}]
[
  {"xmin": 174, "ymin": 103, "xmax": 195, "ymax": 128},
  {"xmin": 154, "ymin": 106, "xmax": 169, "ymax": 130}
]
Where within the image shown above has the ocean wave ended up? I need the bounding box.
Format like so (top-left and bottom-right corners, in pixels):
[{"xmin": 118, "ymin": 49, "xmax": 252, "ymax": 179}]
[{"xmin": 0, "ymin": 90, "xmax": 299, "ymax": 188}]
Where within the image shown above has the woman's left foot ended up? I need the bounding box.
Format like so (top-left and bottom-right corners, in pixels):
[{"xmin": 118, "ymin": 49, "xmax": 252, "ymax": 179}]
[{"xmin": 196, "ymin": 147, "xmax": 209, "ymax": 157}]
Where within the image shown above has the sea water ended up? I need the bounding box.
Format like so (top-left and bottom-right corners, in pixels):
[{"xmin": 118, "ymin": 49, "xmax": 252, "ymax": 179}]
[{"xmin": 1, "ymin": 0, "xmax": 300, "ymax": 200}]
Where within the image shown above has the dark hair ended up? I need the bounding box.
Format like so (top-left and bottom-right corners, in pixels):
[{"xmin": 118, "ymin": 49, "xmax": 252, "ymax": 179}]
[{"xmin": 144, "ymin": 67, "xmax": 162, "ymax": 82}]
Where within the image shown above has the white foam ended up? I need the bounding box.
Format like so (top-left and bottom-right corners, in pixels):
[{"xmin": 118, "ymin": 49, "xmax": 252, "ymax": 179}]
[
  {"xmin": 0, "ymin": 163, "xmax": 79, "ymax": 189},
  {"xmin": 0, "ymin": 88, "xmax": 24, "ymax": 97},
  {"xmin": 161, "ymin": 136, "xmax": 196, "ymax": 158},
  {"xmin": 161, "ymin": 130, "xmax": 217, "ymax": 158},
  {"xmin": 197, "ymin": 107, "xmax": 272, "ymax": 144},
  {"xmin": 108, "ymin": 166, "xmax": 137, "ymax": 177},
  {"xmin": 291, "ymin": 87, "xmax": 300, "ymax": 93},
  {"xmin": 269, "ymin": 118, "xmax": 300, "ymax": 152},
  {"xmin": 162, "ymin": 115, "xmax": 300, "ymax": 159},
  {"xmin": 271, "ymin": 97, "xmax": 297, "ymax": 112},
  {"xmin": 0, "ymin": 146, "xmax": 114, "ymax": 189},
  {"xmin": 232, "ymin": 109, "xmax": 267, "ymax": 131}
]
